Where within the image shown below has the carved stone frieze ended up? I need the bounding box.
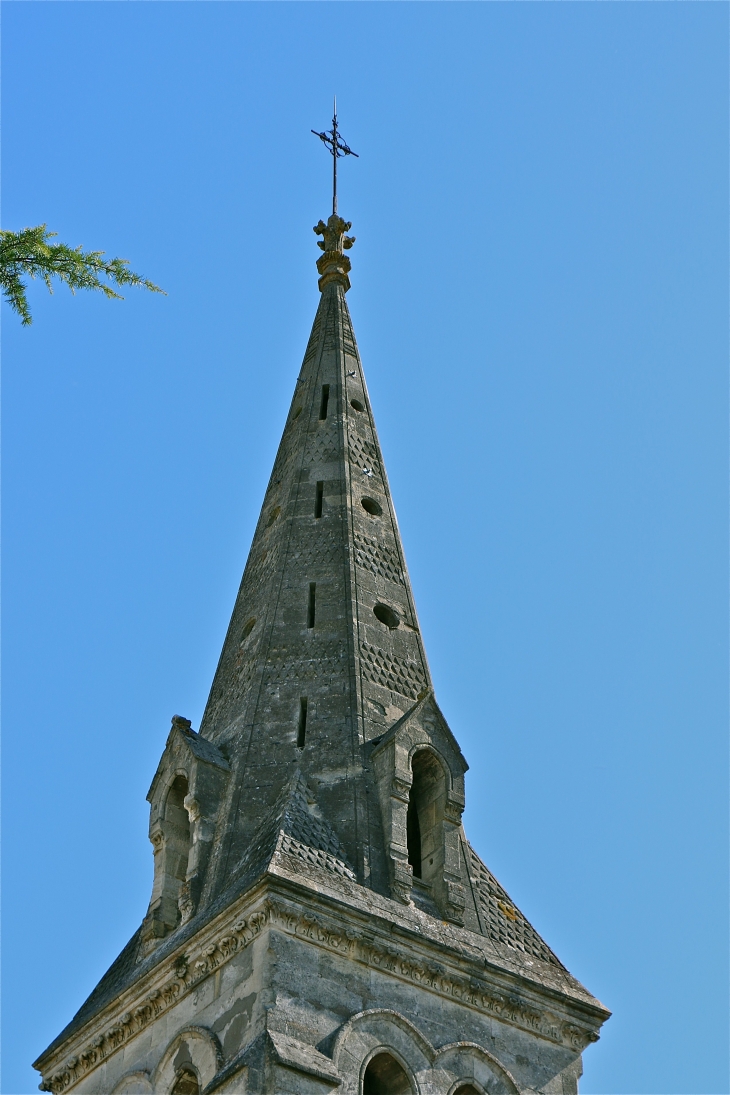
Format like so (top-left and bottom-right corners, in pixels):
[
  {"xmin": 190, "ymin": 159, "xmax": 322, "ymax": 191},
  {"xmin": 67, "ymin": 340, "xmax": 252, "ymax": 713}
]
[
  {"xmin": 38, "ymin": 906, "xmax": 269, "ymax": 1094},
  {"xmin": 263, "ymin": 897, "xmax": 601, "ymax": 1054},
  {"xmin": 39, "ymin": 887, "xmax": 601, "ymax": 1094}
]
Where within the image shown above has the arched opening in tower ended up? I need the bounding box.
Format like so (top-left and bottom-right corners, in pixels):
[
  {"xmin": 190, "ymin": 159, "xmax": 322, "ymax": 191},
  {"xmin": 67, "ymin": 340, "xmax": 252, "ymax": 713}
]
[
  {"xmin": 164, "ymin": 774, "xmax": 191, "ymax": 921},
  {"xmin": 362, "ymin": 1052, "xmax": 412, "ymax": 1094},
  {"xmin": 407, "ymin": 749, "xmax": 447, "ymax": 891}
]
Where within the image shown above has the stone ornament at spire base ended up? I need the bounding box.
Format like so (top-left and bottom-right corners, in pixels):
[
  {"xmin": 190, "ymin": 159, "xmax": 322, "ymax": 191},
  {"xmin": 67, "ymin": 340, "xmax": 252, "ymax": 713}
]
[{"xmin": 314, "ymin": 213, "xmax": 355, "ymax": 292}]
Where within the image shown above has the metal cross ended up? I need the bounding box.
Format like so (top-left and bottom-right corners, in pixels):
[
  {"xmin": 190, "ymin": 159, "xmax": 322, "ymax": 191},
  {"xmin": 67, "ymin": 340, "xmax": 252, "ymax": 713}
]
[{"xmin": 311, "ymin": 97, "xmax": 359, "ymax": 216}]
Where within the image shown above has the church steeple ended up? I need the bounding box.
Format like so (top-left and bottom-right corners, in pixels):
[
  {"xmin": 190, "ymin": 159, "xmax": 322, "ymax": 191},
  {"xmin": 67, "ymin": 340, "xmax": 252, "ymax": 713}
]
[
  {"xmin": 192, "ymin": 213, "xmax": 434, "ymax": 907},
  {"xmin": 33, "ymin": 204, "xmax": 609, "ymax": 1095}
]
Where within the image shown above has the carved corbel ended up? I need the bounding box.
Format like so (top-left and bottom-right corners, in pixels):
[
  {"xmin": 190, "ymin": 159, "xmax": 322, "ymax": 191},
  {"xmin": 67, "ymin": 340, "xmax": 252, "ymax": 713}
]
[
  {"xmin": 391, "ymin": 774, "xmax": 411, "ymax": 802},
  {"xmin": 444, "ymin": 787, "xmax": 465, "ymax": 824},
  {"xmin": 443, "ymin": 880, "xmax": 466, "ymax": 924}
]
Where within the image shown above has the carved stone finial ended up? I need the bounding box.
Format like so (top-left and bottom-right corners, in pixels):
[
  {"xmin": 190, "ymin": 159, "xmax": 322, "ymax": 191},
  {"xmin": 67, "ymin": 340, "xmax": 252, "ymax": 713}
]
[
  {"xmin": 313, "ymin": 214, "xmax": 356, "ymax": 292},
  {"xmin": 314, "ymin": 215, "xmax": 355, "ymax": 254},
  {"xmin": 171, "ymin": 715, "xmax": 192, "ymax": 732}
]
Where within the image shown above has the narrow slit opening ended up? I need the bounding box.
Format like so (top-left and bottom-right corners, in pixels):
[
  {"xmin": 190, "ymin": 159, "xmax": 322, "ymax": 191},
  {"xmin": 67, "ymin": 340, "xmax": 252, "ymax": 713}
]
[
  {"xmin": 297, "ymin": 698, "xmax": 308, "ymax": 748},
  {"xmin": 319, "ymin": 384, "xmax": 330, "ymax": 420},
  {"xmin": 307, "ymin": 583, "xmax": 316, "ymax": 628},
  {"xmin": 314, "ymin": 481, "xmax": 324, "ymax": 519}
]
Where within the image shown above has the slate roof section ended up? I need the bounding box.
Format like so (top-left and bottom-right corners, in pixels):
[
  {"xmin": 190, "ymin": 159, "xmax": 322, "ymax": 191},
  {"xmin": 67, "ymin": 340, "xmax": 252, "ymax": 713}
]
[
  {"xmin": 42, "ymin": 929, "xmax": 144, "ymax": 1059},
  {"xmin": 39, "ymin": 777, "xmax": 353, "ymax": 1059},
  {"xmin": 466, "ymin": 843, "xmax": 565, "ymax": 970},
  {"xmin": 178, "ymin": 724, "xmax": 230, "ymax": 769},
  {"xmin": 229, "ymin": 771, "xmax": 357, "ymax": 886}
]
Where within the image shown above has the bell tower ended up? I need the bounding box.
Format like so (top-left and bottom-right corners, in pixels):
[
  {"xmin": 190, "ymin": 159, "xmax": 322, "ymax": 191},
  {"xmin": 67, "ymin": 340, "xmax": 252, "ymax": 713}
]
[{"xmin": 34, "ymin": 198, "xmax": 609, "ymax": 1094}]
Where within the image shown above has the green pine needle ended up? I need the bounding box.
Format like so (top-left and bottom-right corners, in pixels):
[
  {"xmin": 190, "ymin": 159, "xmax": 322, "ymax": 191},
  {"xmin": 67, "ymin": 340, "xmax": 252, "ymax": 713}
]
[{"xmin": 0, "ymin": 224, "xmax": 165, "ymax": 326}]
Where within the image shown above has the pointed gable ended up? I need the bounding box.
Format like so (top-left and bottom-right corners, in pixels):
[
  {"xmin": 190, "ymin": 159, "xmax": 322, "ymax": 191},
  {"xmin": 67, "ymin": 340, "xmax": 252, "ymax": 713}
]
[{"xmin": 371, "ymin": 690, "xmax": 469, "ymax": 780}]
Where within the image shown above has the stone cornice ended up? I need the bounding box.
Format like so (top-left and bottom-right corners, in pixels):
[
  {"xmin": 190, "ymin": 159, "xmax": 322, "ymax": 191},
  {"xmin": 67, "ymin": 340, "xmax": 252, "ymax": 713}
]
[
  {"xmin": 34, "ymin": 881, "xmax": 270, "ymax": 1095},
  {"xmin": 265, "ymin": 871, "xmax": 606, "ymax": 1046},
  {"xmin": 269, "ymin": 853, "xmax": 608, "ymax": 1022},
  {"xmin": 35, "ymin": 872, "xmax": 607, "ymax": 1094}
]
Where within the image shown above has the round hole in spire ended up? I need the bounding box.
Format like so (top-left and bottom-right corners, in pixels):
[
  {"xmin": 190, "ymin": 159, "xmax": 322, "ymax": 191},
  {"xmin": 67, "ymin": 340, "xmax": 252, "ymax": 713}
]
[
  {"xmin": 241, "ymin": 617, "xmax": 256, "ymax": 643},
  {"xmin": 266, "ymin": 506, "xmax": 281, "ymax": 528},
  {"xmin": 374, "ymin": 603, "xmax": 400, "ymax": 629},
  {"xmin": 361, "ymin": 497, "xmax": 382, "ymax": 517},
  {"xmin": 350, "ymin": 399, "xmax": 365, "ymax": 412}
]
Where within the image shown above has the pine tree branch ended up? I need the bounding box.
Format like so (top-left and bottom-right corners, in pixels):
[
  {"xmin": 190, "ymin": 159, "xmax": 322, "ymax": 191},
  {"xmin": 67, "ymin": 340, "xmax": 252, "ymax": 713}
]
[{"xmin": 0, "ymin": 224, "xmax": 165, "ymax": 325}]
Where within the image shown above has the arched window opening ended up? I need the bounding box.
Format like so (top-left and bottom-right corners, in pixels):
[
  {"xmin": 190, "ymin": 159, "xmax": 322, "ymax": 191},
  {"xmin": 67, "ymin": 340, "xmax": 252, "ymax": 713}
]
[
  {"xmin": 453, "ymin": 1086, "xmax": 480, "ymax": 1095},
  {"xmin": 408, "ymin": 750, "xmax": 447, "ymax": 891},
  {"xmin": 141, "ymin": 773, "xmax": 194, "ymax": 949},
  {"xmin": 171, "ymin": 1068, "xmax": 200, "ymax": 1095},
  {"xmin": 406, "ymin": 795, "xmax": 421, "ymax": 878},
  {"xmin": 165, "ymin": 776, "xmax": 191, "ymax": 884},
  {"xmin": 363, "ymin": 1053, "xmax": 412, "ymax": 1095},
  {"xmin": 162, "ymin": 775, "xmax": 191, "ymax": 925}
]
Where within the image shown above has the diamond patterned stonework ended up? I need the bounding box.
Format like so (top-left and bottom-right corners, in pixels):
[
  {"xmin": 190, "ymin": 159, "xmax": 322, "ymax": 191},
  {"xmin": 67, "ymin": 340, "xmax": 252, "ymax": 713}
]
[
  {"xmin": 360, "ymin": 642, "xmax": 427, "ymax": 700},
  {"xmin": 34, "ymin": 212, "xmax": 609, "ymax": 1095},
  {"xmin": 354, "ymin": 531, "xmax": 405, "ymax": 585}
]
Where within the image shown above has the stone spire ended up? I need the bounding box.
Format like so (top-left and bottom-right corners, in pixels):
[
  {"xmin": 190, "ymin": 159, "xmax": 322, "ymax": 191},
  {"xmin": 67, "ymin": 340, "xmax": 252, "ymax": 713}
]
[{"xmin": 195, "ymin": 214, "xmax": 434, "ymax": 905}]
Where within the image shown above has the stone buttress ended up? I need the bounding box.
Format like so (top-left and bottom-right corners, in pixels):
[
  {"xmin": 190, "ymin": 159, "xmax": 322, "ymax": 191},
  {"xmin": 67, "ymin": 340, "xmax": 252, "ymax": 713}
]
[{"xmin": 34, "ymin": 214, "xmax": 610, "ymax": 1095}]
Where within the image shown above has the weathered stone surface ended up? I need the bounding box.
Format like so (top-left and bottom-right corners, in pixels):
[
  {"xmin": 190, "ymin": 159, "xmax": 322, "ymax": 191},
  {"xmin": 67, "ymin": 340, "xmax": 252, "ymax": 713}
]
[{"xmin": 33, "ymin": 216, "xmax": 609, "ymax": 1095}]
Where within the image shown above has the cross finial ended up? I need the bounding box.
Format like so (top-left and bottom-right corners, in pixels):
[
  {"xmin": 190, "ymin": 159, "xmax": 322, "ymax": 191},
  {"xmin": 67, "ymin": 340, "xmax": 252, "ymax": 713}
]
[{"xmin": 311, "ymin": 97, "xmax": 359, "ymax": 215}]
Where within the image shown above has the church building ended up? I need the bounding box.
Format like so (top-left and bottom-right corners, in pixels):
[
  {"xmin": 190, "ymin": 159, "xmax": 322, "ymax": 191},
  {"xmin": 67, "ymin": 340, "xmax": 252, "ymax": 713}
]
[{"xmin": 34, "ymin": 153, "xmax": 609, "ymax": 1093}]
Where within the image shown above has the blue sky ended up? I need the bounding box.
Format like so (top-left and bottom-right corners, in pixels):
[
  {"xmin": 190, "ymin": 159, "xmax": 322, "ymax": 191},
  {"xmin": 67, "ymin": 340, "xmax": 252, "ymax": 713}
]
[{"xmin": 2, "ymin": 4, "xmax": 727, "ymax": 1093}]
